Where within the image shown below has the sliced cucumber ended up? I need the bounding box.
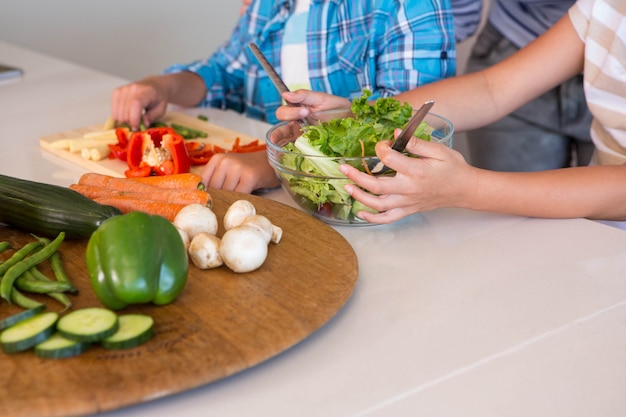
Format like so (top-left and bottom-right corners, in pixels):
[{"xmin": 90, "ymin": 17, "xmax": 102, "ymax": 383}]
[
  {"xmin": 0, "ymin": 311, "xmax": 58, "ymax": 353},
  {"xmin": 35, "ymin": 332, "xmax": 90, "ymax": 359},
  {"xmin": 101, "ymin": 314, "xmax": 154, "ymax": 349},
  {"xmin": 0, "ymin": 304, "xmax": 46, "ymax": 331},
  {"xmin": 57, "ymin": 307, "xmax": 118, "ymax": 343}
]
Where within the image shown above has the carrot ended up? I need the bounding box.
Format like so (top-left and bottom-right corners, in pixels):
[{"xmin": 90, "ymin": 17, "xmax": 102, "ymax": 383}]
[
  {"xmin": 127, "ymin": 173, "xmax": 205, "ymax": 190},
  {"xmin": 94, "ymin": 196, "xmax": 187, "ymax": 221},
  {"xmin": 77, "ymin": 172, "xmax": 204, "ymax": 192},
  {"xmin": 70, "ymin": 183, "xmax": 212, "ymax": 207}
]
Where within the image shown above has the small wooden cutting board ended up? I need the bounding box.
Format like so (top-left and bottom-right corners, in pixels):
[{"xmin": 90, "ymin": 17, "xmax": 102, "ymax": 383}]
[
  {"xmin": 0, "ymin": 188, "xmax": 358, "ymax": 417},
  {"xmin": 39, "ymin": 112, "xmax": 262, "ymax": 177}
]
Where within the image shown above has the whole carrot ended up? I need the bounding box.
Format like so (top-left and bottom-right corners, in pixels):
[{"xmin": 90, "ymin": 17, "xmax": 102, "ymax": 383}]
[
  {"xmin": 77, "ymin": 172, "xmax": 204, "ymax": 192},
  {"xmin": 128, "ymin": 173, "xmax": 205, "ymax": 190},
  {"xmin": 70, "ymin": 183, "xmax": 212, "ymax": 207},
  {"xmin": 93, "ymin": 196, "xmax": 187, "ymax": 221}
]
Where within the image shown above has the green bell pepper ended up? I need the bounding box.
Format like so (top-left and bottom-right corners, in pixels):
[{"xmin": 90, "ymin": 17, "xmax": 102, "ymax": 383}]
[{"xmin": 86, "ymin": 211, "xmax": 188, "ymax": 310}]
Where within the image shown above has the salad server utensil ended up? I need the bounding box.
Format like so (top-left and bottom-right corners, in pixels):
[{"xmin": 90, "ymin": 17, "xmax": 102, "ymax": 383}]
[
  {"xmin": 248, "ymin": 43, "xmax": 309, "ymax": 126},
  {"xmin": 367, "ymin": 100, "xmax": 435, "ymax": 175}
]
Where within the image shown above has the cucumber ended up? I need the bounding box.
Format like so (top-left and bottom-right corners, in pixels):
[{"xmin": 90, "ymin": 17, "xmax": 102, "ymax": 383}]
[
  {"xmin": 101, "ymin": 314, "xmax": 154, "ymax": 349},
  {"xmin": 0, "ymin": 174, "xmax": 121, "ymax": 238},
  {"xmin": 35, "ymin": 332, "xmax": 90, "ymax": 359},
  {"xmin": 0, "ymin": 311, "xmax": 59, "ymax": 353},
  {"xmin": 0, "ymin": 304, "xmax": 46, "ymax": 331},
  {"xmin": 57, "ymin": 307, "xmax": 119, "ymax": 343}
]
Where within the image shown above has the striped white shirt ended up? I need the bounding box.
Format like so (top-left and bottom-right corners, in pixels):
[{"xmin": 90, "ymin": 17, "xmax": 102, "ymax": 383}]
[{"xmin": 569, "ymin": 0, "xmax": 626, "ymax": 165}]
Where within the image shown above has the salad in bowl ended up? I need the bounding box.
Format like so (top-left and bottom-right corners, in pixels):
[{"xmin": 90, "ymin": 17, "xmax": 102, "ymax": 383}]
[{"xmin": 266, "ymin": 91, "xmax": 454, "ymax": 226}]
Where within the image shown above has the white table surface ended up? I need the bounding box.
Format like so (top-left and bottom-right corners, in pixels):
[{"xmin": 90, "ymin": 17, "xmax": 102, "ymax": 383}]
[{"xmin": 2, "ymin": 40, "xmax": 626, "ymax": 417}]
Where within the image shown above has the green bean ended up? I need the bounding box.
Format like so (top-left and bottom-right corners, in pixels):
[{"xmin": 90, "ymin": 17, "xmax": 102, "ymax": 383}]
[
  {"xmin": 22, "ymin": 269, "xmax": 73, "ymax": 311},
  {"xmin": 10, "ymin": 287, "xmax": 44, "ymax": 310},
  {"xmin": 0, "ymin": 241, "xmax": 11, "ymax": 254},
  {"xmin": 170, "ymin": 123, "xmax": 208, "ymax": 139},
  {"xmin": 0, "ymin": 232, "xmax": 65, "ymax": 303},
  {"xmin": 35, "ymin": 237, "xmax": 77, "ymax": 293},
  {"xmin": 15, "ymin": 272, "xmax": 75, "ymax": 293},
  {"xmin": 28, "ymin": 265, "xmax": 52, "ymax": 281},
  {"xmin": 46, "ymin": 292, "xmax": 72, "ymax": 311},
  {"xmin": 150, "ymin": 121, "xmax": 169, "ymax": 128},
  {"xmin": 197, "ymin": 114, "xmax": 209, "ymax": 122},
  {"xmin": 0, "ymin": 241, "xmax": 42, "ymax": 276}
]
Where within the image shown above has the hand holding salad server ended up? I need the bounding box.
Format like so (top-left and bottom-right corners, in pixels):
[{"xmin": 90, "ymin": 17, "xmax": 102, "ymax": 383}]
[{"xmin": 269, "ymin": 90, "xmax": 452, "ymax": 225}]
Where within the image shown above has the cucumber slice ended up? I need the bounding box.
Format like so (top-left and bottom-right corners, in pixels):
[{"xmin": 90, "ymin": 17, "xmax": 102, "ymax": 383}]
[
  {"xmin": 57, "ymin": 307, "xmax": 119, "ymax": 343},
  {"xmin": 0, "ymin": 311, "xmax": 58, "ymax": 353},
  {"xmin": 35, "ymin": 332, "xmax": 90, "ymax": 359},
  {"xmin": 0, "ymin": 304, "xmax": 46, "ymax": 331},
  {"xmin": 101, "ymin": 314, "xmax": 154, "ymax": 349}
]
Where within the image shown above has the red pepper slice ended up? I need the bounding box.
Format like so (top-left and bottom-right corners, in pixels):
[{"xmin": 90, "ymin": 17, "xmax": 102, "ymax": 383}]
[
  {"xmin": 115, "ymin": 127, "xmax": 130, "ymax": 146},
  {"xmin": 126, "ymin": 131, "xmax": 150, "ymax": 171},
  {"xmin": 108, "ymin": 127, "xmax": 131, "ymax": 160},
  {"xmin": 124, "ymin": 165, "xmax": 153, "ymax": 178},
  {"xmin": 185, "ymin": 141, "xmax": 231, "ymax": 165},
  {"xmin": 125, "ymin": 127, "xmax": 191, "ymax": 177},
  {"xmin": 159, "ymin": 130, "xmax": 191, "ymax": 175}
]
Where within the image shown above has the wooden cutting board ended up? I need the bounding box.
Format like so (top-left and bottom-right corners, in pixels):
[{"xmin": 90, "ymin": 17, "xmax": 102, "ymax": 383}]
[
  {"xmin": 39, "ymin": 112, "xmax": 261, "ymax": 177},
  {"xmin": 0, "ymin": 189, "xmax": 358, "ymax": 417}
]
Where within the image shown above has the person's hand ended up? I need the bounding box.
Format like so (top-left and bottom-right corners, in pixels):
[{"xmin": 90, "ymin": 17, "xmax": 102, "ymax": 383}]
[
  {"xmin": 339, "ymin": 134, "xmax": 477, "ymax": 224},
  {"xmin": 240, "ymin": 0, "xmax": 253, "ymax": 16},
  {"xmin": 200, "ymin": 151, "xmax": 279, "ymax": 194},
  {"xmin": 111, "ymin": 76, "xmax": 170, "ymax": 131},
  {"xmin": 276, "ymin": 90, "xmax": 352, "ymax": 122}
]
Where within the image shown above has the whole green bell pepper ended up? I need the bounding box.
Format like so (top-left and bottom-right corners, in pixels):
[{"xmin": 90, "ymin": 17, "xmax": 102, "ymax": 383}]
[{"xmin": 86, "ymin": 211, "xmax": 188, "ymax": 310}]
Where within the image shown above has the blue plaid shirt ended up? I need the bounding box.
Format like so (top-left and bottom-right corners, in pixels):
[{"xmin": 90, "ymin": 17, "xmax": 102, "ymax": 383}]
[{"xmin": 165, "ymin": 0, "xmax": 456, "ymax": 124}]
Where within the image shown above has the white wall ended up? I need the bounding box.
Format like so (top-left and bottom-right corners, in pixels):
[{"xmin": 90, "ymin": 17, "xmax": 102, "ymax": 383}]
[
  {"xmin": 0, "ymin": 0, "xmax": 242, "ymax": 81},
  {"xmin": 0, "ymin": 0, "xmax": 489, "ymax": 157}
]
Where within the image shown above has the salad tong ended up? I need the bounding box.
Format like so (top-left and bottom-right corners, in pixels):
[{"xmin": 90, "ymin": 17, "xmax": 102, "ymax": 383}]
[
  {"xmin": 248, "ymin": 43, "xmax": 310, "ymax": 126},
  {"xmin": 248, "ymin": 43, "xmax": 353, "ymax": 125},
  {"xmin": 367, "ymin": 100, "xmax": 435, "ymax": 175}
]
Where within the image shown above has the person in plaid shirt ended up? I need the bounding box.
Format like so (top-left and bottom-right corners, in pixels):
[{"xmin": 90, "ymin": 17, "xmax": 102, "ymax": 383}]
[{"xmin": 111, "ymin": 0, "xmax": 481, "ymax": 193}]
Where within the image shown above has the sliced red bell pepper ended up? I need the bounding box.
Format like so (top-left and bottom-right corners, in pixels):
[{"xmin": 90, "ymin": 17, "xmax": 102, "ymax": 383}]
[
  {"xmin": 108, "ymin": 127, "xmax": 130, "ymax": 160},
  {"xmin": 185, "ymin": 141, "xmax": 228, "ymax": 165},
  {"xmin": 231, "ymin": 137, "xmax": 266, "ymax": 153},
  {"xmin": 125, "ymin": 127, "xmax": 191, "ymax": 177},
  {"xmin": 124, "ymin": 165, "xmax": 153, "ymax": 178}
]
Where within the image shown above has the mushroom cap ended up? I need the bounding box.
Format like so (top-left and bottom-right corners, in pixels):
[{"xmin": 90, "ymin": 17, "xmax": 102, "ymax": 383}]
[
  {"xmin": 219, "ymin": 226, "xmax": 268, "ymax": 273},
  {"xmin": 223, "ymin": 199, "xmax": 256, "ymax": 231},
  {"xmin": 173, "ymin": 203, "xmax": 218, "ymax": 239}
]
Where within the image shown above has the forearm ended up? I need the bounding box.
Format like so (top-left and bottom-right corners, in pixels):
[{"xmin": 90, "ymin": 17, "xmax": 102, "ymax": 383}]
[
  {"xmin": 156, "ymin": 72, "xmax": 207, "ymax": 107},
  {"xmin": 395, "ymin": 15, "xmax": 584, "ymax": 133},
  {"xmin": 461, "ymin": 165, "xmax": 626, "ymax": 221},
  {"xmin": 394, "ymin": 71, "xmax": 501, "ymax": 132}
]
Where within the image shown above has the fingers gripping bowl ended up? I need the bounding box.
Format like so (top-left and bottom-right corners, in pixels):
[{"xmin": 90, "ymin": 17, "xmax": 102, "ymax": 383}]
[{"xmin": 266, "ymin": 111, "xmax": 454, "ymax": 226}]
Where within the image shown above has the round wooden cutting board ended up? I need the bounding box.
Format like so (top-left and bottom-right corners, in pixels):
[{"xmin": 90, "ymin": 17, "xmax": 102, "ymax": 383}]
[{"xmin": 0, "ymin": 189, "xmax": 358, "ymax": 417}]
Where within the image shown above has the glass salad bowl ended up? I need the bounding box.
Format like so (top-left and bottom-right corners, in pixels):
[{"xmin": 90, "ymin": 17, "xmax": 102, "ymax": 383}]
[{"xmin": 266, "ymin": 112, "xmax": 454, "ymax": 226}]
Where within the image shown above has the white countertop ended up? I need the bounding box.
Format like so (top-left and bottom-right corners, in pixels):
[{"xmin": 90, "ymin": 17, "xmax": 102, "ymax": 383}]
[{"xmin": 2, "ymin": 40, "xmax": 626, "ymax": 417}]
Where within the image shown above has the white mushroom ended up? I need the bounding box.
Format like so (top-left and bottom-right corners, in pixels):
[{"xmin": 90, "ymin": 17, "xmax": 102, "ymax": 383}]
[
  {"xmin": 219, "ymin": 225, "xmax": 268, "ymax": 273},
  {"xmin": 176, "ymin": 227, "xmax": 190, "ymax": 251},
  {"xmin": 241, "ymin": 214, "xmax": 283, "ymax": 244},
  {"xmin": 188, "ymin": 232, "xmax": 223, "ymax": 270},
  {"xmin": 173, "ymin": 203, "xmax": 218, "ymax": 239},
  {"xmin": 223, "ymin": 199, "xmax": 256, "ymax": 231}
]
